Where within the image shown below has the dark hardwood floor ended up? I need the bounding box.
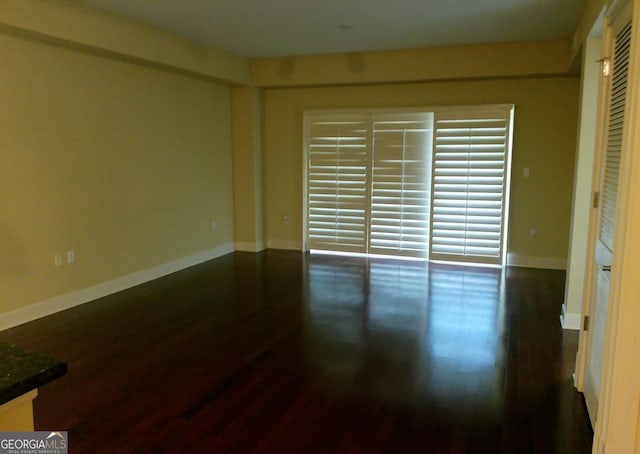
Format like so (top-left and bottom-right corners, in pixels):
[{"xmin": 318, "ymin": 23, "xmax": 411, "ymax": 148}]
[{"xmin": 0, "ymin": 250, "xmax": 593, "ymax": 453}]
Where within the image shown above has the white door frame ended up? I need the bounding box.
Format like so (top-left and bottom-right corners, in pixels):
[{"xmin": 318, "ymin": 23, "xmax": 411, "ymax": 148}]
[
  {"xmin": 593, "ymin": 0, "xmax": 640, "ymax": 448},
  {"xmin": 577, "ymin": 0, "xmax": 640, "ymax": 451},
  {"xmin": 573, "ymin": 15, "xmax": 613, "ymax": 397}
]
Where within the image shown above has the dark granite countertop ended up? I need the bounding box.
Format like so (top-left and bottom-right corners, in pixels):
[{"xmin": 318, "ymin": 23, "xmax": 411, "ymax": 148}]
[{"xmin": 0, "ymin": 342, "xmax": 67, "ymax": 406}]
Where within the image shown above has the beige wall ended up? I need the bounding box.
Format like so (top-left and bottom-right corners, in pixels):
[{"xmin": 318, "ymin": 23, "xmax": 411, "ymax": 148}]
[
  {"xmin": 0, "ymin": 31, "xmax": 234, "ymax": 315},
  {"xmin": 572, "ymin": 0, "xmax": 611, "ymax": 61},
  {"xmin": 231, "ymin": 87, "xmax": 264, "ymax": 251},
  {"xmin": 0, "ymin": 0, "xmax": 249, "ymax": 85},
  {"xmin": 261, "ymin": 77, "xmax": 579, "ymax": 261},
  {"xmin": 252, "ymin": 40, "xmax": 572, "ymax": 87},
  {"xmin": 0, "ymin": 1, "xmax": 582, "ymax": 325}
]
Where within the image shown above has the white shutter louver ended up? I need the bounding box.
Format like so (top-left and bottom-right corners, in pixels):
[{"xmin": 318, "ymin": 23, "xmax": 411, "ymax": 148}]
[
  {"xmin": 599, "ymin": 20, "xmax": 632, "ymax": 251},
  {"xmin": 306, "ymin": 115, "xmax": 370, "ymax": 253},
  {"xmin": 305, "ymin": 106, "xmax": 513, "ymax": 264},
  {"xmin": 430, "ymin": 109, "xmax": 513, "ymax": 265},
  {"xmin": 369, "ymin": 113, "xmax": 433, "ymax": 258}
]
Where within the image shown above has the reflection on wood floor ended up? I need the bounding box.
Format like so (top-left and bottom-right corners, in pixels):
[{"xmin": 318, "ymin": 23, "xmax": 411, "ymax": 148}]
[{"xmin": 0, "ymin": 250, "xmax": 593, "ymax": 453}]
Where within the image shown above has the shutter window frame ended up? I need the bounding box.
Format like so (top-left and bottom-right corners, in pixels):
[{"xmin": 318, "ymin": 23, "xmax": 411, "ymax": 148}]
[
  {"xmin": 305, "ymin": 114, "xmax": 370, "ymax": 254},
  {"xmin": 304, "ymin": 105, "xmax": 514, "ymax": 265},
  {"xmin": 369, "ymin": 112, "xmax": 433, "ymax": 258},
  {"xmin": 429, "ymin": 107, "xmax": 514, "ymax": 265}
]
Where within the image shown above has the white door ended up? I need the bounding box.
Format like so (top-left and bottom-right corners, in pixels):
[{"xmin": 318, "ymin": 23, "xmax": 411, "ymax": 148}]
[{"xmin": 583, "ymin": 5, "xmax": 632, "ymax": 427}]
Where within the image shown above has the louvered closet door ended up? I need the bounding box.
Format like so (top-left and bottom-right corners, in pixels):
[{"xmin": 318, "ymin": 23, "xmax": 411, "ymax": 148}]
[
  {"xmin": 583, "ymin": 8, "xmax": 632, "ymax": 427},
  {"xmin": 306, "ymin": 115, "xmax": 370, "ymax": 253},
  {"xmin": 430, "ymin": 108, "xmax": 513, "ymax": 265},
  {"xmin": 599, "ymin": 20, "xmax": 631, "ymax": 251},
  {"xmin": 369, "ymin": 113, "xmax": 433, "ymax": 258}
]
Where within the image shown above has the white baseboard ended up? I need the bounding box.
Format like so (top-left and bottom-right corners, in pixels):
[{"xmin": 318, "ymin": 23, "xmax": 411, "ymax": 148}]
[
  {"xmin": 507, "ymin": 253, "xmax": 567, "ymax": 270},
  {"xmin": 266, "ymin": 240, "xmax": 302, "ymax": 251},
  {"xmin": 235, "ymin": 241, "xmax": 266, "ymax": 252},
  {"xmin": 0, "ymin": 243, "xmax": 234, "ymax": 332},
  {"xmin": 560, "ymin": 307, "xmax": 582, "ymax": 331}
]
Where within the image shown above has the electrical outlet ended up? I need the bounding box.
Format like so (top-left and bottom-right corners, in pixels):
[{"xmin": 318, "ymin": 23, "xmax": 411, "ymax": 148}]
[
  {"xmin": 530, "ymin": 228, "xmax": 537, "ymax": 238},
  {"xmin": 523, "ymin": 167, "xmax": 530, "ymax": 178},
  {"xmin": 54, "ymin": 254, "xmax": 63, "ymax": 267},
  {"xmin": 67, "ymin": 250, "xmax": 75, "ymax": 264},
  {"xmin": 211, "ymin": 220, "xmax": 217, "ymax": 230},
  {"xmin": 283, "ymin": 215, "xmax": 289, "ymax": 225}
]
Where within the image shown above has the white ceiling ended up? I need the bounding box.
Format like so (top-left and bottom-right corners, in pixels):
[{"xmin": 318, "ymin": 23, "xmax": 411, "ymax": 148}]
[{"xmin": 77, "ymin": 0, "xmax": 586, "ymax": 58}]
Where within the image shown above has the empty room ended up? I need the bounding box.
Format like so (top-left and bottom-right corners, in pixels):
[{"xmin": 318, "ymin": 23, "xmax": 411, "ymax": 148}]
[{"xmin": 1, "ymin": 0, "xmax": 639, "ymax": 452}]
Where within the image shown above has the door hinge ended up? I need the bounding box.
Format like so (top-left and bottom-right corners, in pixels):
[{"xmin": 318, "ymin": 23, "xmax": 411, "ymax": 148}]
[
  {"xmin": 583, "ymin": 315, "xmax": 590, "ymax": 331},
  {"xmin": 597, "ymin": 57, "xmax": 611, "ymax": 77},
  {"xmin": 593, "ymin": 191, "xmax": 600, "ymax": 209}
]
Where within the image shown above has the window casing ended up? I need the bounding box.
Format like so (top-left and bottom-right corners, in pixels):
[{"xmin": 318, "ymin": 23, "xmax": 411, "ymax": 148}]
[
  {"xmin": 304, "ymin": 105, "xmax": 514, "ymax": 265},
  {"xmin": 430, "ymin": 109, "xmax": 514, "ymax": 265}
]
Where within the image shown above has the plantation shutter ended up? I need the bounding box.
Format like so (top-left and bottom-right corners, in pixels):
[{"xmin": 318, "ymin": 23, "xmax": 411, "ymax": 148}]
[
  {"xmin": 599, "ymin": 20, "xmax": 632, "ymax": 251},
  {"xmin": 305, "ymin": 115, "xmax": 370, "ymax": 253},
  {"xmin": 369, "ymin": 113, "xmax": 433, "ymax": 258},
  {"xmin": 305, "ymin": 105, "xmax": 513, "ymax": 263},
  {"xmin": 430, "ymin": 107, "xmax": 513, "ymax": 265}
]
